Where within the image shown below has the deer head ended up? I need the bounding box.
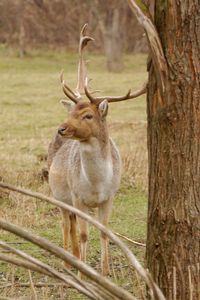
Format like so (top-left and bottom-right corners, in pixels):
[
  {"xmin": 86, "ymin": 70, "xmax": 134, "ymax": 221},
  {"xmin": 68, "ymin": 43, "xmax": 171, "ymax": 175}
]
[{"xmin": 58, "ymin": 24, "xmax": 147, "ymax": 142}]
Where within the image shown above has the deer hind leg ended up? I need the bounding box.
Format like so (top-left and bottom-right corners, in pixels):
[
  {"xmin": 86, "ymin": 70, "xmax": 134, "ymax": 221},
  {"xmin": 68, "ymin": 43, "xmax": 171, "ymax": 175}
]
[
  {"xmin": 70, "ymin": 213, "xmax": 80, "ymax": 259},
  {"xmin": 98, "ymin": 199, "xmax": 113, "ymax": 276},
  {"xmin": 61, "ymin": 208, "xmax": 71, "ymax": 268}
]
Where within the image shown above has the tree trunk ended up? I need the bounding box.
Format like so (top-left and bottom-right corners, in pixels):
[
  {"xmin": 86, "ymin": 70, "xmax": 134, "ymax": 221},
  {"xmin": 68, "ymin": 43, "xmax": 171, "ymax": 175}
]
[
  {"xmin": 99, "ymin": 7, "xmax": 124, "ymax": 72},
  {"xmin": 146, "ymin": 1, "xmax": 200, "ymax": 299},
  {"xmin": 18, "ymin": 0, "xmax": 26, "ymax": 58}
]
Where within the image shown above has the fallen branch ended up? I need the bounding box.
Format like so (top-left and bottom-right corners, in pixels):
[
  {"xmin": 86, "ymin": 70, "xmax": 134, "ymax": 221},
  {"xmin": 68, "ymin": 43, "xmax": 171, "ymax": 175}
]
[
  {"xmin": 0, "ymin": 282, "xmax": 67, "ymax": 289},
  {"xmin": 0, "ymin": 182, "xmax": 165, "ymax": 300},
  {"xmin": 0, "ymin": 253, "xmax": 51, "ymax": 277},
  {"xmin": 0, "ymin": 242, "xmax": 101, "ymax": 300},
  {"xmin": 28, "ymin": 270, "xmax": 38, "ymax": 300},
  {"xmin": 0, "ymin": 223, "xmax": 136, "ymax": 300},
  {"xmin": 114, "ymin": 232, "xmax": 146, "ymax": 247}
]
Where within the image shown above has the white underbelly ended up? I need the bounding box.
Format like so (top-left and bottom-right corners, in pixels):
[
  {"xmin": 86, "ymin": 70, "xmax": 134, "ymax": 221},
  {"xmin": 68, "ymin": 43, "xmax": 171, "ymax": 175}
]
[{"xmin": 76, "ymin": 181, "xmax": 113, "ymax": 207}]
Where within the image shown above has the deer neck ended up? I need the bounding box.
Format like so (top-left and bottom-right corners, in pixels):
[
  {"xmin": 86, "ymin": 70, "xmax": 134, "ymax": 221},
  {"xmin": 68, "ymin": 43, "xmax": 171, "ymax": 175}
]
[{"xmin": 79, "ymin": 126, "xmax": 112, "ymax": 183}]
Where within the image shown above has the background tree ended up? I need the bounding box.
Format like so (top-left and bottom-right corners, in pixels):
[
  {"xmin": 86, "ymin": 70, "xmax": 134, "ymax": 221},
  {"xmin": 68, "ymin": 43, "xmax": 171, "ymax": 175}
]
[
  {"xmin": 92, "ymin": 0, "xmax": 126, "ymax": 72},
  {"xmin": 128, "ymin": 0, "xmax": 200, "ymax": 299},
  {"xmin": 0, "ymin": 0, "xmax": 147, "ymax": 64}
]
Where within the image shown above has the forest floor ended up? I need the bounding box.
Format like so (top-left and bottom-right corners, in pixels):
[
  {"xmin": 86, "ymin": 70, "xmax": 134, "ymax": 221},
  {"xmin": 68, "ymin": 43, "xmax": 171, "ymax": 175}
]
[{"xmin": 0, "ymin": 46, "xmax": 148, "ymax": 299}]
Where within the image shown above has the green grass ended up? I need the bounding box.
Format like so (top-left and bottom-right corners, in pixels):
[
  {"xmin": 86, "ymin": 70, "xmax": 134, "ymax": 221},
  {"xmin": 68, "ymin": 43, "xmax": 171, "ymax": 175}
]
[{"xmin": 0, "ymin": 46, "xmax": 148, "ymax": 299}]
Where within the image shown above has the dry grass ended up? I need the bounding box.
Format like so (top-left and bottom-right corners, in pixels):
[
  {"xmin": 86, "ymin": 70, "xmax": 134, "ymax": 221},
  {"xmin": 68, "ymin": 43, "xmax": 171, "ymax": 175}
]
[{"xmin": 0, "ymin": 47, "xmax": 148, "ymax": 299}]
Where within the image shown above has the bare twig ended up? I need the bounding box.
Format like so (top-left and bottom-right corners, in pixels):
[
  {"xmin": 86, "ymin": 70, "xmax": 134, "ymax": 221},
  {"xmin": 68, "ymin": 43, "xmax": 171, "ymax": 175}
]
[
  {"xmin": 0, "ymin": 242, "xmax": 100, "ymax": 300},
  {"xmin": 114, "ymin": 232, "xmax": 146, "ymax": 247},
  {"xmin": 135, "ymin": 270, "xmax": 146, "ymax": 300},
  {"xmin": 0, "ymin": 182, "xmax": 165, "ymax": 300},
  {"xmin": 197, "ymin": 263, "xmax": 200, "ymax": 300},
  {"xmin": 0, "ymin": 223, "xmax": 136, "ymax": 300},
  {"xmin": 28, "ymin": 270, "xmax": 38, "ymax": 300},
  {"xmin": 188, "ymin": 266, "xmax": 193, "ymax": 300},
  {"xmin": 0, "ymin": 253, "xmax": 98, "ymax": 300},
  {"xmin": 0, "ymin": 253, "xmax": 51, "ymax": 277},
  {"xmin": 10, "ymin": 265, "xmax": 15, "ymax": 298},
  {"xmin": 110, "ymin": 253, "xmax": 118, "ymax": 282},
  {"xmin": 127, "ymin": 0, "xmax": 168, "ymax": 98},
  {"xmin": 172, "ymin": 266, "xmax": 176, "ymax": 300},
  {"xmin": 0, "ymin": 282, "xmax": 68, "ymax": 289}
]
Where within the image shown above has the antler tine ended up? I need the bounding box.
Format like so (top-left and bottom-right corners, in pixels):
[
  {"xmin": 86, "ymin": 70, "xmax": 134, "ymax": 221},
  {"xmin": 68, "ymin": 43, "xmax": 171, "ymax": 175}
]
[
  {"xmin": 60, "ymin": 24, "xmax": 94, "ymax": 104},
  {"xmin": 84, "ymin": 77, "xmax": 101, "ymax": 104},
  {"xmin": 85, "ymin": 79, "xmax": 148, "ymax": 104},
  {"xmin": 76, "ymin": 24, "xmax": 94, "ymax": 95},
  {"xmin": 60, "ymin": 71, "xmax": 79, "ymax": 104},
  {"xmin": 106, "ymin": 81, "xmax": 148, "ymax": 103}
]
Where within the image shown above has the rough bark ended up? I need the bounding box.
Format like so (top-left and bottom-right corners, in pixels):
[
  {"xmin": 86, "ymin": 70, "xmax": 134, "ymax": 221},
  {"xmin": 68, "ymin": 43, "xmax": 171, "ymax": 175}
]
[{"xmin": 146, "ymin": 1, "xmax": 200, "ymax": 299}]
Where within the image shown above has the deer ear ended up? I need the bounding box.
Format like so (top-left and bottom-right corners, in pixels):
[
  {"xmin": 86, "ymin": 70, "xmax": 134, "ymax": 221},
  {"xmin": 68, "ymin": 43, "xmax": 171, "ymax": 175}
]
[
  {"xmin": 60, "ymin": 100, "xmax": 75, "ymax": 112},
  {"xmin": 98, "ymin": 100, "xmax": 108, "ymax": 118}
]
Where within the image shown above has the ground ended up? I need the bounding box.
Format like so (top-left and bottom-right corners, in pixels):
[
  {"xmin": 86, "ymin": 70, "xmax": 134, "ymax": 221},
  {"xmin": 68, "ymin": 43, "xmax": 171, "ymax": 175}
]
[{"xmin": 0, "ymin": 46, "xmax": 148, "ymax": 299}]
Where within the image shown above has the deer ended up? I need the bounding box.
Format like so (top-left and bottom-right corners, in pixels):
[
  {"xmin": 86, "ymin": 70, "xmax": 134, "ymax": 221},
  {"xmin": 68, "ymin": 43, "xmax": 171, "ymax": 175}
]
[{"xmin": 47, "ymin": 24, "xmax": 147, "ymax": 276}]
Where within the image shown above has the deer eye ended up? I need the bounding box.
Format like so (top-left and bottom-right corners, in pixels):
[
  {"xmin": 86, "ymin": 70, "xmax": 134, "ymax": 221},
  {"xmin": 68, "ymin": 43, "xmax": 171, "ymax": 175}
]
[{"xmin": 83, "ymin": 114, "xmax": 93, "ymax": 120}]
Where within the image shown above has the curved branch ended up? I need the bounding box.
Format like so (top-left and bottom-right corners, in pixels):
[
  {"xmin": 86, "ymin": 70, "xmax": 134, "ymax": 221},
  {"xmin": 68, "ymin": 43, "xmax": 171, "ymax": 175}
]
[
  {"xmin": 0, "ymin": 253, "xmax": 51, "ymax": 277},
  {"xmin": 0, "ymin": 241, "xmax": 100, "ymax": 300},
  {"xmin": 0, "ymin": 221, "xmax": 136, "ymax": 300},
  {"xmin": 0, "ymin": 182, "xmax": 165, "ymax": 300},
  {"xmin": 0, "ymin": 216, "xmax": 137, "ymax": 300},
  {"xmin": 127, "ymin": 0, "xmax": 168, "ymax": 98}
]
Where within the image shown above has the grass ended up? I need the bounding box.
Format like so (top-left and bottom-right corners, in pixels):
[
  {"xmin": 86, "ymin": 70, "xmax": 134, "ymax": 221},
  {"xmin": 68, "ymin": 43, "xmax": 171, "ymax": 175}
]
[{"xmin": 0, "ymin": 46, "xmax": 148, "ymax": 299}]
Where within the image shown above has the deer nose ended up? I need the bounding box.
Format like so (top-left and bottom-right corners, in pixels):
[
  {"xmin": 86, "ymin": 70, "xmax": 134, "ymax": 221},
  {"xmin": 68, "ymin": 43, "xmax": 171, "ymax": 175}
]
[{"xmin": 58, "ymin": 127, "xmax": 66, "ymax": 135}]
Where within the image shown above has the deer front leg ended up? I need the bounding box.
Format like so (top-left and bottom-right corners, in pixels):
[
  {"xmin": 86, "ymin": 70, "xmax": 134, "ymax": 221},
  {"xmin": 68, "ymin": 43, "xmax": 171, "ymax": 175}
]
[
  {"xmin": 70, "ymin": 213, "xmax": 80, "ymax": 259},
  {"xmin": 98, "ymin": 199, "xmax": 113, "ymax": 276},
  {"xmin": 60, "ymin": 208, "xmax": 70, "ymax": 268},
  {"xmin": 73, "ymin": 198, "xmax": 89, "ymax": 277}
]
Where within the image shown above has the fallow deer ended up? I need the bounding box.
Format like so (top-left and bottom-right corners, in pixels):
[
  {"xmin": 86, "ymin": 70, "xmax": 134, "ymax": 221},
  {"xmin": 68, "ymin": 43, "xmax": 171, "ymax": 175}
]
[{"xmin": 47, "ymin": 24, "xmax": 146, "ymax": 276}]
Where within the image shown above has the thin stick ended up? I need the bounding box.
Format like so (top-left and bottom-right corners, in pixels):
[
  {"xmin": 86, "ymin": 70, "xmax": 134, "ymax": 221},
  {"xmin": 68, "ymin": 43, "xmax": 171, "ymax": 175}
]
[
  {"xmin": 0, "ymin": 283, "xmax": 68, "ymax": 289},
  {"xmin": 197, "ymin": 263, "xmax": 200, "ymax": 300},
  {"xmin": 28, "ymin": 270, "xmax": 38, "ymax": 300},
  {"xmin": 59, "ymin": 284, "xmax": 64, "ymax": 300},
  {"xmin": 188, "ymin": 265, "xmax": 193, "ymax": 300},
  {"xmin": 0, "ymin": 251, "xmax": 111, "ymax": 300},
  {"xmin": 2, "ymin": 270, "xmax": 10, "ymax": 298},
  {"xmin": 0, "ymin": 253, "xmax": 51, "ymax": 277},
  {"xmin": 10, "ymin": 265, "xmax": 15, "ymax": 298},
  {"xmin": 0, "ymin": 255, "xmax": 99, "ymax": 300},
  {"xmin": 172, "ymin": 266, "xmax": 176, "ymax": 300},
  {"xmin": 110, "ymin": 252, "xmax": 118, "ymax": 283},
  {"xmin": 0, "ymin": 232, "xmax": 135, "ymax": 300},
  {"xmin": 0, "ymin": 182, "xmax": 165, "ymax": 300},
  {"xmin": 0, "ymin": 243, "xmax": 100, "ymax": 300},
  {"xmin": 114, "ymin": 232, "xmax": 146, "ymax": 247},
  {"xmin": 3, "ymin": 242, "xmax": 28, "ymax": 245},
  {"xmin": 134, "ymin": 269, "xmax": 146, "ymax": 300}
]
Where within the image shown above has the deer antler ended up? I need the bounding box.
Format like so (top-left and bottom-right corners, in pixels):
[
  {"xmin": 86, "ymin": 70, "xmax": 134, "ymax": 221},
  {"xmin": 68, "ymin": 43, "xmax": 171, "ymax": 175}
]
[
  {"xmin": 61, "ymin": 24, "xmax": 94, "ymax": 103},
  {"xmin": 85, "ymin": 78, "xmax": 148, "ymax": 105}
]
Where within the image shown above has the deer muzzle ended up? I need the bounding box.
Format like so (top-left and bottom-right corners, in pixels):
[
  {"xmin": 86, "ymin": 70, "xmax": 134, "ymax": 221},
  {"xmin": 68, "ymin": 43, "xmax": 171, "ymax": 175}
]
[{"xmin": 58, "ymin": 123, "xmax": 75, "ymax": 138}]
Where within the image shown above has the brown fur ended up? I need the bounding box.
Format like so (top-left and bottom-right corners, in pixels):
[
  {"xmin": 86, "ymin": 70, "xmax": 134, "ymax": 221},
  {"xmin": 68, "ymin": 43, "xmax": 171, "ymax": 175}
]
[{"xmin": 48, "ymin": 100, "xmax": 121, "ymax": 276}]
